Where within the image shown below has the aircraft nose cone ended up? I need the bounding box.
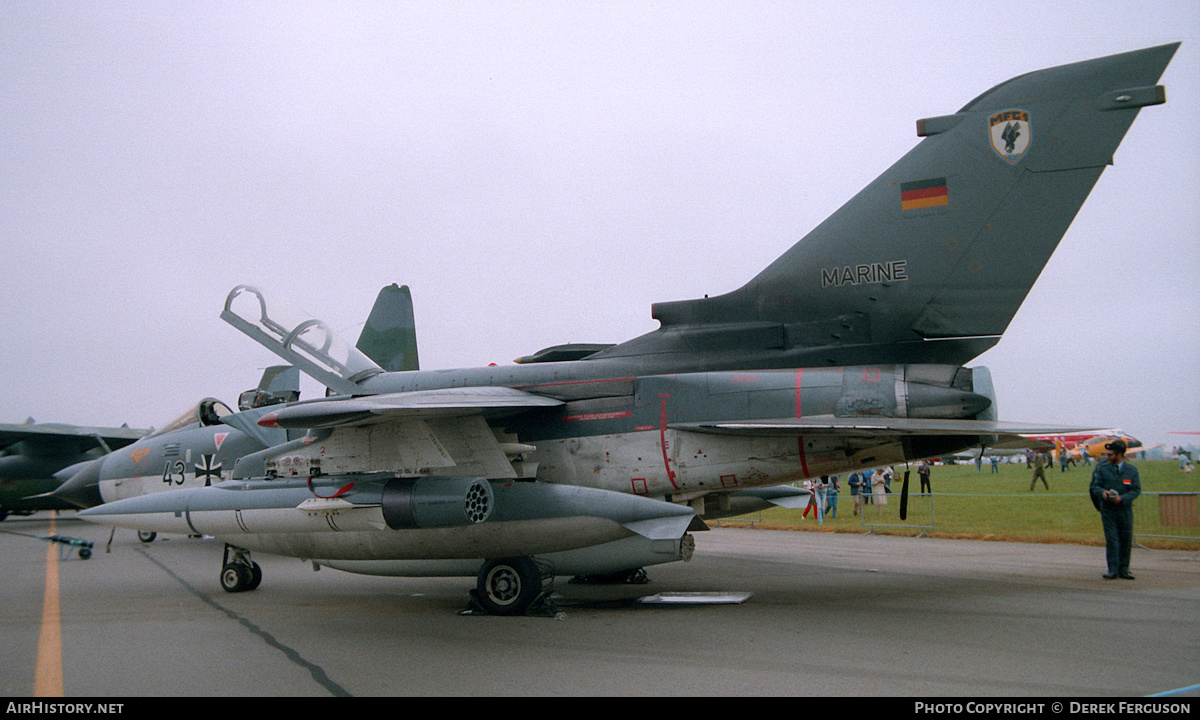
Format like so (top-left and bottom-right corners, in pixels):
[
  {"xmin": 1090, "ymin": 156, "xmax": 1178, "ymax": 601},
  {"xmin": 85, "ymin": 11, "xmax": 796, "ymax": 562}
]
[{"xmin": 53, "ymin": 457, "xmax": 104, "ymax": 509}]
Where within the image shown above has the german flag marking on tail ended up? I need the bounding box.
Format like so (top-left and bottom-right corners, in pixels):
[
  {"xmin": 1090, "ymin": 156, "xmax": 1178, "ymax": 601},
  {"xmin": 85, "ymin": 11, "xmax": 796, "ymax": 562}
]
[{"xmin": 900, "ymin": 177, "xmax": 948, "ymax": 210}]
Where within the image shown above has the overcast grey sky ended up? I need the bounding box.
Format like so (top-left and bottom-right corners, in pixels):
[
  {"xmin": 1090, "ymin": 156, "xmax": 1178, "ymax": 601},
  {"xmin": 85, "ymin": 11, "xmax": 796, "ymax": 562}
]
[{"xmin": 1, "ymin": 2, "xmax": 1197, "ymax": 449}]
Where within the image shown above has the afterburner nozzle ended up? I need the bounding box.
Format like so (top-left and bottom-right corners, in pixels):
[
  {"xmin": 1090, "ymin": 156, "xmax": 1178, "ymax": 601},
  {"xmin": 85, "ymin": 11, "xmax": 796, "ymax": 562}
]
[{"xmin": 905, "ymin": 383, "xmax": 992, "ymax": 420}]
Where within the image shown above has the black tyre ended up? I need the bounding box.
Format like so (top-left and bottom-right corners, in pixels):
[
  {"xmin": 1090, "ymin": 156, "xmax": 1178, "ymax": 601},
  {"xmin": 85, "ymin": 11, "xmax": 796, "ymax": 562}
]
[
  {"xmin": 476, "ymin": 557, "xmax": 543, "ymax": 616},
  {"xmin": 220, "ymin": 563, "xmax": 250, "ymax": 593},
  {"xmin": 137, "ymin": 530, "xmax": 157, "ymax": 543},
  {"xmin": 246, "ymin": 562, "xmax": 263, "ymax": 591}
]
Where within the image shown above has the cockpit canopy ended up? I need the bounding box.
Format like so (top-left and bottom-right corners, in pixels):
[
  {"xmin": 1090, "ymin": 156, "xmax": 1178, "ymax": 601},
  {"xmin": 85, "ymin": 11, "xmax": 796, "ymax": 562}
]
[
  {"xmin": 148, "ymin": 399, "xmax": 233, "ymax": 438},
  {"xmin": 221, "ymin": 285, "xmax": 382, "ymax": 396}
]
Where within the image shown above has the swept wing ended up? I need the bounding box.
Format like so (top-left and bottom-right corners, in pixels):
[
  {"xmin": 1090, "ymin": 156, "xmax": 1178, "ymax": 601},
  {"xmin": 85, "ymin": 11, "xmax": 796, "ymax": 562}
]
[{"xmin": 0, "ymin": 423, "xmax": 147, "ymax": 453}]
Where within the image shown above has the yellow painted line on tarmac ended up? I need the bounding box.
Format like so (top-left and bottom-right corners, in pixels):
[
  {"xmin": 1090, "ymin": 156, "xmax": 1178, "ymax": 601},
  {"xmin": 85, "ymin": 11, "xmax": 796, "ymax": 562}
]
[{"xmin": 34, "ymin": 511, "xmax": 63, "ymax": 697}]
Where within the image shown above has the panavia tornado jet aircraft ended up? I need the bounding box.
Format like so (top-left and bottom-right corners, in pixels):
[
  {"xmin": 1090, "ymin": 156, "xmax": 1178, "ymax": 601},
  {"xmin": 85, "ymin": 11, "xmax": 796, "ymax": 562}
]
[{"xmin": 80, "ymin": 44, "xmax": 1178, "ymax": 615}]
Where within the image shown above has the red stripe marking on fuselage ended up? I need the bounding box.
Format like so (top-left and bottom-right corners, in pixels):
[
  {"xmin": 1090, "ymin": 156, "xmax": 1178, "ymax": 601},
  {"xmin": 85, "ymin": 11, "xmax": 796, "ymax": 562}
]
[
  {"xmin": 561, "ymin": 410, "xmax": 633, "ymax": 422},
  {"xmin": 658, "ymin": 393, "xmax": 680, "ymax": 491}
]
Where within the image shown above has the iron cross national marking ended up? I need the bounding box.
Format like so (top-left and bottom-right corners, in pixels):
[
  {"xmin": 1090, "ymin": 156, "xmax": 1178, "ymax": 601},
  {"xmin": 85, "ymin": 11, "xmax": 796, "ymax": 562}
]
[{"xmin": 195, "ymin": 454, "xmax": 223, "ymax": 486}]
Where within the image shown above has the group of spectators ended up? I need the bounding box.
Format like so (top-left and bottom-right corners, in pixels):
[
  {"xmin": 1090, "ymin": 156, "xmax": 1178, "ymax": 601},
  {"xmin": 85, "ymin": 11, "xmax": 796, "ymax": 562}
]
[
  {"xmin": 799, "ymin": 461, "xmax": 934, "ymax": 520},
  {"xmin": 846, "ymin": 465, "xmax": 904, "ymax": 517}
]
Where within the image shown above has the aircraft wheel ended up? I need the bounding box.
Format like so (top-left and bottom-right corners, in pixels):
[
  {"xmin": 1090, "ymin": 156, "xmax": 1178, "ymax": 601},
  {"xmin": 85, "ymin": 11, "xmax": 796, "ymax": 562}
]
[
  {"xmin": 137, "ymin": 530, "xmax": 157, "ymax": 543},
  {"xmin": 78, "ymin": 547, "xmax": 92, "ymax": 560},
  {"xmin": 220, "ymin": 563, "xmax": 251, "ymax": 593},
  {"xmin": 246, "ymin": 562, "xmax": 263, "ymax": 591},
  {"xmin": 476, "ymin": 557, "xmax": 542, "ymax": 616}
]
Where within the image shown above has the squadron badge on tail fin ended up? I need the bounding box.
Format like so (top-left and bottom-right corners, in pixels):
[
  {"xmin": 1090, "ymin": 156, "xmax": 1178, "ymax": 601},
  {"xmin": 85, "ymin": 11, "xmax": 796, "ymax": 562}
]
[{"xmin": 990, "ymin": 109, "xmax": 1031, "ymax": 163}]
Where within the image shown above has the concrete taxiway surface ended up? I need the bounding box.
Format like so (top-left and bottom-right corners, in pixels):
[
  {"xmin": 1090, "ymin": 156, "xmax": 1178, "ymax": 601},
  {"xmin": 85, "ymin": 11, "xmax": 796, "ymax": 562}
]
[{"xmin": 1, "ymin": 512, "xmax": 1197, "ymax": 697}]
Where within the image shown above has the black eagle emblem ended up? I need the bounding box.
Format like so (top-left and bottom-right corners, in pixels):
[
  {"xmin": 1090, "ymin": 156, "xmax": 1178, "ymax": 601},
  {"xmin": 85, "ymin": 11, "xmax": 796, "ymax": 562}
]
[{"xmin": 1001, "ymin": 121, "xmax": 1022, "ymax": 154}]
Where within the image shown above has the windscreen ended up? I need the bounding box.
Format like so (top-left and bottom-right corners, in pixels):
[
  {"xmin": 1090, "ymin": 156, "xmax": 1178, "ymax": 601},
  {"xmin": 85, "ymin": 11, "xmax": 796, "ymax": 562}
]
[{"xmin": 148, "ymin": 399, "xmax": 233, "ymax": 438}]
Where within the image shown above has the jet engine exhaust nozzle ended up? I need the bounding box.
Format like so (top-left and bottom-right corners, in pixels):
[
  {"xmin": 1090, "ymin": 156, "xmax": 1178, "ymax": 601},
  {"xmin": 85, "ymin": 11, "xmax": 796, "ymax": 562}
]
[{"xmin": 904, "ymin": 383, "xmax": 992, "ymax": 420}]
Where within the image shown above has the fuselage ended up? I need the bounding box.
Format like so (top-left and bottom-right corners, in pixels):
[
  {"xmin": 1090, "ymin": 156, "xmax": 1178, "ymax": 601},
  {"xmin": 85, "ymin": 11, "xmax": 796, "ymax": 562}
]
[{"xmin": 277, "ymin": 362, "xmax": 989, "ymax": 503}]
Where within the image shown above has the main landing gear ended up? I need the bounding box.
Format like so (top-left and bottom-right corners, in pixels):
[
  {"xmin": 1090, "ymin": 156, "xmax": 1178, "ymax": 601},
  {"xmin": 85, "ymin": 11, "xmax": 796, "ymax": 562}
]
[
  {"xmin": 219, "ymin": 544, "xmax": 262, "ymax": 593},
  {"xmin": 467, "ymin": 557, "xmax": 553, "ymax": 616}
]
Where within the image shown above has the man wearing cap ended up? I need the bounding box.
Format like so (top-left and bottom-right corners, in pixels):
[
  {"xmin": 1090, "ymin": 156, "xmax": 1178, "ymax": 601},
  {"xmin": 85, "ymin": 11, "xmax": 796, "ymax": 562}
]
[{"xmin": 1089, "ymin": 439, "xmax": 1141, "ymax": 580}]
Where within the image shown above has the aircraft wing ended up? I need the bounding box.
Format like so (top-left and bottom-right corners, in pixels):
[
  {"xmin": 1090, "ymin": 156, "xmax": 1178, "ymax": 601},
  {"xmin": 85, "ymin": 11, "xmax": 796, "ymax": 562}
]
[
  {"xmin": 254, "ymin": 387, "xmax": 562, "ymax": 479},
  {"xmin": 259, "ymin": 386, "xmax": 564, "ymax": 429},
  {"xmin": 0, "ymin": 423, "xmax": 148, "ymax": 452},
  {"xmin": 670, "ymin": 417, "xmax": 1089, "ymax": 440}
]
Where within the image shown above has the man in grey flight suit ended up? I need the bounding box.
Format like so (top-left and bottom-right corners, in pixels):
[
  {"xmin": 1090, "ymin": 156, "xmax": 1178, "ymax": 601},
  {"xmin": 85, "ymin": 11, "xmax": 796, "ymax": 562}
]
[{"xmin": 1089, "ymin": 439, "xmax": 1141, "ymax": 580}]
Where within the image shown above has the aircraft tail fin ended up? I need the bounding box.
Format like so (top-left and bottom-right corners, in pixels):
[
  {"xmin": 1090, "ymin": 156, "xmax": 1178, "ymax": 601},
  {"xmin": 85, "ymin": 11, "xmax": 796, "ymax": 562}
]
[
  {"xmin": 238, "ymin": 366, "xmax": 301, "ymax": 410},
  {"xmin": 599, "ymin": 43, "xmax": 1178, "ymax": 370},
  {"xmin": 356, "ymin": 284, "xmax": 420, "ymax": 372}
]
